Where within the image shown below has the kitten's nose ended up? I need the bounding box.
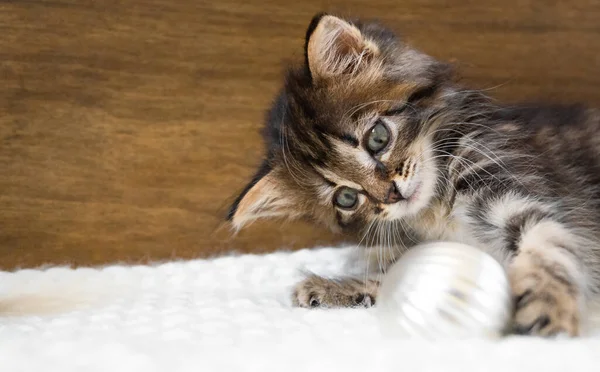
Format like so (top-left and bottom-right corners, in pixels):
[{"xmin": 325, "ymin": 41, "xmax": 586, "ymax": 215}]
[{"xmin": 384, "ymin": 182, "xmax": 404, "ymax": 204}]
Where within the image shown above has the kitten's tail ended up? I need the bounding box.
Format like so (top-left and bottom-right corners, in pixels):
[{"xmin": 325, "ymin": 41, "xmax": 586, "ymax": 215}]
[
  {"xmin": 0, "ymin": 268, "xmax": 129, "ymax": 317},
  {"xmin": 1, "ymin": 295, "xmax": 72, "ymax": 316},
  {"xmin": 0, "ymin": 292, "xmax": 106, "ymax": 317}
]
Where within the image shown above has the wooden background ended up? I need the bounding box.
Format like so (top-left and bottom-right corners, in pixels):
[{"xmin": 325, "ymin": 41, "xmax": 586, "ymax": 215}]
[{"xmin": 1, "ymin": 0, "xmax": 599, "ymax": 269}]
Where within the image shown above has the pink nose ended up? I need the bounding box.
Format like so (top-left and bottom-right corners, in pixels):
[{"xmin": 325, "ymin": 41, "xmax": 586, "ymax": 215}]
[{"xmin": 384, "ymin": 182, "xmax": 404, "ymax": 204}]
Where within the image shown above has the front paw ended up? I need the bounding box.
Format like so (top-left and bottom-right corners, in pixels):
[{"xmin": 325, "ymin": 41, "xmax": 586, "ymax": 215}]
[
  {"xmin": 292, "ymin": 275, "xmax": 379, "ymax": 309},
  {"xmin": 510, "ymin": 266, "xmax": 580, "ymax": 337}
]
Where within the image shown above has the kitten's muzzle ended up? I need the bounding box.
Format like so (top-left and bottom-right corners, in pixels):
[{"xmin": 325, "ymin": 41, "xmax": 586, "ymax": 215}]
[{"xmin": 384, "ymin": 182, "xmax": 404, "ymax": 204}]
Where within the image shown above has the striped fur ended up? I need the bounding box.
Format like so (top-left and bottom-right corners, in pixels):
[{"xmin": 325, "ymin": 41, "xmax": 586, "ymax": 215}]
[{"xmin": 228, "ymin": 13, "xmax": 600, "ymax": 337}]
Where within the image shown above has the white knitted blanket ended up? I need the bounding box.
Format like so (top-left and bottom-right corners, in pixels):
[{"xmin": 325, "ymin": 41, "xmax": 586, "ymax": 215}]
[{"xmin": 1, "ymin": 246, "xmax": 599, "ymax": 372}]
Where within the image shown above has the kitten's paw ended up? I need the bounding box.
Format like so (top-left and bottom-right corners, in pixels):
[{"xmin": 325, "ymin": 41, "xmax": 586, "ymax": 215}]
[
  {"xmin": 510, "ymin": 265, "xmax": 580, "ymax": 337},
  {"xmin": 292, "ymin": 275, "xmax": 379, "ymax": 309}
]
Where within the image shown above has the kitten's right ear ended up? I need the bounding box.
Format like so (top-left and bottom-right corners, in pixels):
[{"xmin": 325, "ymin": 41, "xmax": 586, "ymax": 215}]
[
  {"xmin": 304, "ymin": 13, "xmax": 378, "ymax": 80},
  {"xmin": 227, "ymin": 162, "xmax": 298, "ymax": 231}
]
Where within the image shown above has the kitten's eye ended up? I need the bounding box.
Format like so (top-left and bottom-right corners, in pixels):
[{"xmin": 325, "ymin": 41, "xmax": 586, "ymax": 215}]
[
  {"xmin": 334, "ymin": 187, "xmax": 358, "ymax": 209},
  {"xmin": 367, "ymin": 121, "xmax": 390, "ymax": 153}
]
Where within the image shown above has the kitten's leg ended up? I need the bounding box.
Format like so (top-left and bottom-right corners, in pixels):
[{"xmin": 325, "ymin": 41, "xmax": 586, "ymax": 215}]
[
  {"xmin": 292, "ymin": 275, "xmax": 379, "ymax": 308},
  {"xmin": 508, "ymin": 220, "xmax": 584, "ymax": 336},
  {"xmin": 470, "ymin": 192, "xmax": 589, "ymax": 336}
]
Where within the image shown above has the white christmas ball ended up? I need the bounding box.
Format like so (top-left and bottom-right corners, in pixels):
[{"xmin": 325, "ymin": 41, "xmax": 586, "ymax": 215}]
[{"xmin": 375, "ymin": 241, "xmax": 513, "ymax": 339}]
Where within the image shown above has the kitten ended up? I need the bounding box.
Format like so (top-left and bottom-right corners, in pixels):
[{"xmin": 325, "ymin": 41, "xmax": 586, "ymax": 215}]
[{"xmin": 227, "ymin": 13, "xmax": 600, "ymax": 337}]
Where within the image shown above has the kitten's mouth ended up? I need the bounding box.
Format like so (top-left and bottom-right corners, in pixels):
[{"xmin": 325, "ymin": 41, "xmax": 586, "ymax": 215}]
[
  {"xmin": 395, "ymin": 180, "xmax": 421, "ymax": 203},
  {"xmin": 407, "ymin": 182, "xmax": 422, "ymax": 203},
  {"xmin": 383, "ymin": 180, "xmax": 427, "ymax": 222}
]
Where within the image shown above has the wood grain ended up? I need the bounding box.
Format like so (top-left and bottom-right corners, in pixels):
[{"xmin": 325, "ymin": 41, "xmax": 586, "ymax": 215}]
[{"xmin": 1, "ymin": 0, "xmax": 599, "ymax": 269}]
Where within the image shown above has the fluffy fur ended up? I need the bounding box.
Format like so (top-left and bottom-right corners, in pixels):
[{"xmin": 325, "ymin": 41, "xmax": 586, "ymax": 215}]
[{"xmin": 228, "ymin": 13, "xmax": 600, "ymax": 337}]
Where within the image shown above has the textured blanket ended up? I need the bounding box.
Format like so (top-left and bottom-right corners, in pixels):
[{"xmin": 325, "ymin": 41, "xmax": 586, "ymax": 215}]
[{"xmin": 1, "ymin": 246, "xmax": 599, "ymax": 372}]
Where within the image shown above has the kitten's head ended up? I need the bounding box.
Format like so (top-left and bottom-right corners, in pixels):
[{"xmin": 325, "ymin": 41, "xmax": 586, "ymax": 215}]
[{"xmin": 228, "ymin": 13, "xmax": 456, "ymax": 235}]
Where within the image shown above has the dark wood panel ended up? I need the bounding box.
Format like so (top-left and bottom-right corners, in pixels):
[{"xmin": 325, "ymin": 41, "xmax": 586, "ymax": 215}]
[{"xmin": 1, "ymin": 0, "xmax": 599, "ymax": 269}]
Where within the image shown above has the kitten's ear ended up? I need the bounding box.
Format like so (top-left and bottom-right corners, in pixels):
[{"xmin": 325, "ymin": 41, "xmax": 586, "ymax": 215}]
[
  {"xmin": 227, "ymin": 163, "xmax": 298, "ymax": 231},
  {"xmin": 305, "ymin": 13, "xmax": 377, "ymax": 80}
]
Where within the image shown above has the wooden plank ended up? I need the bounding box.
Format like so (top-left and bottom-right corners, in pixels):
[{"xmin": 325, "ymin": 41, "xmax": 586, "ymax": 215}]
[{"xmin": 1, "ymin": 0, "xmax": 599, "ymax": 268}]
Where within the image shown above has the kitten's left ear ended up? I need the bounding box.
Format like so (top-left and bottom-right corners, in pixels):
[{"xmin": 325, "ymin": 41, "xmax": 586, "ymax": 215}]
[
  {"xmin": 305, "ymin": 13, "xmax": 378, "ymax": 80},
  {"xmin": 227, "ymin": 163, "xmax": 299, "ymax": 231}
]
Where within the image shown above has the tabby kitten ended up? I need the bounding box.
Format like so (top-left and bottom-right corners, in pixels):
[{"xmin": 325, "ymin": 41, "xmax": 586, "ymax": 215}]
[{"xmin": 227, "ymin": 13, "xmax": 600, "ymax": 337}]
